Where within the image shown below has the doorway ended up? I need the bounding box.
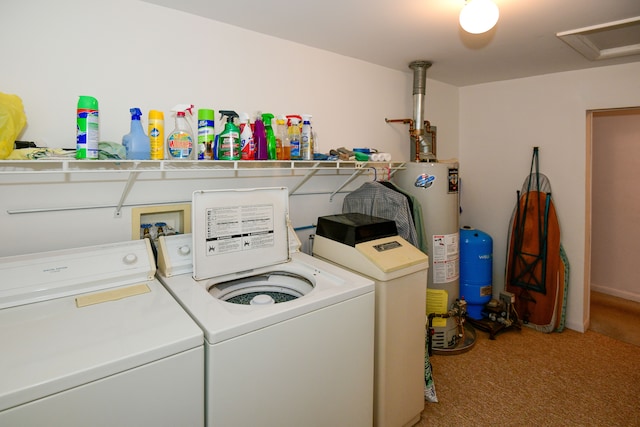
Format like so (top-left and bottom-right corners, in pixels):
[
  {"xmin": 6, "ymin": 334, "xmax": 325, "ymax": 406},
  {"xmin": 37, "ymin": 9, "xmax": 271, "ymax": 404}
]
[{"xmin": 587, "ymin": 107, "xmax": 640, "ymax": 346}]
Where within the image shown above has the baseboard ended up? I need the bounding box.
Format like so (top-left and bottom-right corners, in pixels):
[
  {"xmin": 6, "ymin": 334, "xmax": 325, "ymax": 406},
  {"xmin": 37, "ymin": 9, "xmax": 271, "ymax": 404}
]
[
  {"xmin": 565, "ymin": 319, "xmax": 586, "ymax": 333},
  {"xmin": 590, "ymin": 285, "xmax": 640, "ymax": 303}
]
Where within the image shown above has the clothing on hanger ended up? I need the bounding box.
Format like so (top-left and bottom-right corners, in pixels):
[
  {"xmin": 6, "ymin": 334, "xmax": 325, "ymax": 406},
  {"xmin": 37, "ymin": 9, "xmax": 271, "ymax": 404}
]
[
  {"xmin": 342, "ymin": 181, "xmax": 418, "ymax": 247},
  {"xmin": 380, "ymin": 180, "xmax": 428, "ymax": 254}
]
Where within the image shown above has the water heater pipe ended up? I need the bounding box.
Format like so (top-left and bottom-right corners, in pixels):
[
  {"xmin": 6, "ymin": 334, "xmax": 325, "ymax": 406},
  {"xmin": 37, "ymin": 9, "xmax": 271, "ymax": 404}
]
[{"xmin": 385, "ymin": 60, "xmax": 437, "ymax": 162}]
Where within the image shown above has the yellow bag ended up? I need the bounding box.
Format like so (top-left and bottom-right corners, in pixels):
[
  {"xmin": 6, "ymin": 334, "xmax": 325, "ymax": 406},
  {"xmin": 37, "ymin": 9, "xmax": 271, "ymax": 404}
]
[{"xmin": 0, "ymin": 92, "xmax": 27, "ymax": 159}]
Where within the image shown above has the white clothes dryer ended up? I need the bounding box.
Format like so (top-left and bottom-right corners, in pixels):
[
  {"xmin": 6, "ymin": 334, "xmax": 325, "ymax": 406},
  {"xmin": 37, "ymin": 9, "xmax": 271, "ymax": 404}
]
[
  {"xmin": 0, "ymin": 240, "xmax": 204, "ymax": 427},
  {"xmin": 156, "ymin": 187, "xmax": 375, "ymax": 427}
]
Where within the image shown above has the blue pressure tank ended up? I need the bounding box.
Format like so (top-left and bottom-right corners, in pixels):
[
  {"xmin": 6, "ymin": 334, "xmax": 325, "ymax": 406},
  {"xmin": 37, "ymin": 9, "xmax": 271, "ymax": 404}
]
[{"xmin": 460, "ymin": 226, "xmax": 493, "ymax": 320}]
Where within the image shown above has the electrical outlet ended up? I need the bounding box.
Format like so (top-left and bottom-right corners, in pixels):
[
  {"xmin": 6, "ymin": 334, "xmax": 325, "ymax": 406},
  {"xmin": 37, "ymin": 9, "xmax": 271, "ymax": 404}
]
[
  {"xmin": 499, "ymin": 291, "xmax": 515, "ymax": 307},
  {"xmin": 131, "ymin": 203, "xmax": 191, "ymax": 240}
]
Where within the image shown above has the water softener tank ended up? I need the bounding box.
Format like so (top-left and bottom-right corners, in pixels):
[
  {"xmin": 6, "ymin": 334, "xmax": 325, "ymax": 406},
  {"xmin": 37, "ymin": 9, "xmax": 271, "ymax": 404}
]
[{"xmin": 459, "ymin": 226, "xmax": 493, "ymax": 320}]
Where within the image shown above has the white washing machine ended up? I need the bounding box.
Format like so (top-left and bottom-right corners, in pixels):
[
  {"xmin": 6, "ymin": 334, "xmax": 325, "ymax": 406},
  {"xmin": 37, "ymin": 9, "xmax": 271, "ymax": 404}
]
[
  {"xmin": 0, "ymin": 239, "xmax": 204, "ymax": 427},
  {"xmin": 156, "ymin": 187, "xmax": 375, "ymax": 427}
]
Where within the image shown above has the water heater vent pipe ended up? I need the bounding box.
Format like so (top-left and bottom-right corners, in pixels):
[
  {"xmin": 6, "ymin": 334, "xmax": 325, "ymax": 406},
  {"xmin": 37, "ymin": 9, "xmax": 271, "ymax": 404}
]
[{"xmin": 385, "ymin": 60, "xmax": 436, "ymax": 162}]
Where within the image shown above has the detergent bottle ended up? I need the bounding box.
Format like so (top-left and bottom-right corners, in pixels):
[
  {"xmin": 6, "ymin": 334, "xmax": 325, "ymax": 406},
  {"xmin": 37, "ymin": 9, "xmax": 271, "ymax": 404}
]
[
  {"xmin": 167, "ymin": 104, "xmax": 195, "ymax": 160},
  {"xmin": 253, "ymin": 117, "xmax": 268, "ymax": 160},
  {"xmin": 122, "ymin": 107, "xmax": 150, "ymax": 160},
  {"xmin": 217, "ymin": 110, "xmax": 241, "ymax": 160},
  {"xmin": 239, "ymin": 112, "xmax": 255, "ymax": 160},
  {"xmin": 275, "ymin": 115, "xmax": 289, "ymax": 160},
  {"xmin": 287, "ymin": 115, "xmax": 302, "ymax": 160},
  {"xmin": 261, "ymin": 113, "xmax": 277, "ymax": 160},
  {"xmin": 300, "ymin": 114, "xmax": 313, "ymax": 160}
]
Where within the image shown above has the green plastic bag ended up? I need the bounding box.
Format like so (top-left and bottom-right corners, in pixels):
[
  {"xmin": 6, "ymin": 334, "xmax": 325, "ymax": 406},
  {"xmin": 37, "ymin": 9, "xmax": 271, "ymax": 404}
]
[{"xmin": 0, "ymin": 92, "xmax": 27, "ymax": 159}]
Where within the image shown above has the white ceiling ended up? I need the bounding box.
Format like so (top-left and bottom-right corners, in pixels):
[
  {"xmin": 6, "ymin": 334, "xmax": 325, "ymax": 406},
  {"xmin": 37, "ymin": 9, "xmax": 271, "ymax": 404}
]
[{"xmin": 143, "ymin": 0, "xmax": 640, "ymax": 86}]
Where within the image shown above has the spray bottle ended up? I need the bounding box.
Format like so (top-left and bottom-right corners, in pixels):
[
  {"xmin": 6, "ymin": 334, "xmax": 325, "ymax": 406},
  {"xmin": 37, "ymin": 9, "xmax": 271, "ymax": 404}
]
[
  {"xmin": 300, "ymin": 114, "xmax": 313, "ymax": 160},
  {"xmin": 287, "ymin": 115, "xmax": 302, "ymax": 160},
  {"xmin": 122, "ymin": 107, "xmax": 150, "ymax": 160},
  {"xmin": 239, "ymin": 112, "xmax": 255, "ymax": 160},
  {"xmin": 217, "ymin": 110, "xmax": 241, "ymax": 160},
  {"xmin": 167, "ymin": 104, "xmax": 195, "ymax": 160},
  {"xmin": 275, "ymin": 115, "xmax": 289, "ymax": 160},
  {"xmin": 261, "ymin": 113, "xmax": 277, "ymax": 160}
]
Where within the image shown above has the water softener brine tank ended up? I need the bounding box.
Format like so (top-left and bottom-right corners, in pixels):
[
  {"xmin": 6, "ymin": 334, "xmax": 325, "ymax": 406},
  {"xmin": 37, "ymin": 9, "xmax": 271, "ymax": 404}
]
[{"xmin": 459, "ymin": 226, "xmax": 493, "ymax": 320}]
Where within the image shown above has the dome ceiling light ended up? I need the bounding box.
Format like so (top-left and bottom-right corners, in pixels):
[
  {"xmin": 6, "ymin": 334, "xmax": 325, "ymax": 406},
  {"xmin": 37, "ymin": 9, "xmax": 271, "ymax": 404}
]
[{"xmin": 459, "ymin": 0, "xmax": 500, "ymax": 34}]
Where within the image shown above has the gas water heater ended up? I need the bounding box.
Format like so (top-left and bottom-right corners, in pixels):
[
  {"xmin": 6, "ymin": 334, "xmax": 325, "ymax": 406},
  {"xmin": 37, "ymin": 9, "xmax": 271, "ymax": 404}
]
[
  {"xmin": 389, "ymin": 60, "xmax": 462, "ymax": 349},
  {"xmin": 394, "ymin": 161, "xmax": 460, "ymax": 348}
]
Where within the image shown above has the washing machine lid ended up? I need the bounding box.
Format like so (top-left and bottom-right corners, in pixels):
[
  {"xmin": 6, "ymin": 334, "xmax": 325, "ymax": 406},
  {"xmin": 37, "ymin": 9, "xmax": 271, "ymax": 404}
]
[{"xmin": 192, "ymin": 187, "xmax": 290, "ymax": 281}]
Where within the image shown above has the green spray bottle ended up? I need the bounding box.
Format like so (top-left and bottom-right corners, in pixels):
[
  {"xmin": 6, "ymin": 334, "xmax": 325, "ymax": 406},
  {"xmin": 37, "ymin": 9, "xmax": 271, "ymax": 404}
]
[
  {"xmin": 261, "ymin": 113, "xmax": 277, "ymax": 160},
  {"xmin": 217, "ymin": 110, "xmax": 241, "ymax": 160}
]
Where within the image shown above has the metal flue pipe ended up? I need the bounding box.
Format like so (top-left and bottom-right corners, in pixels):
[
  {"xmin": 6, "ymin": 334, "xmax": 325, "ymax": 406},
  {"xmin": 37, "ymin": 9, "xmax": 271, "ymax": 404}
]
[{"xmin": 409, "ymin": 60, "xmax": 436, "ymax": 162}]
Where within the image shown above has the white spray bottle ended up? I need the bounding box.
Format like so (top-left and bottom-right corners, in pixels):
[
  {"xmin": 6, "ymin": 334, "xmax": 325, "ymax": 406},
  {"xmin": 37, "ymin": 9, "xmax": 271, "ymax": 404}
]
[{"xmin": 167, "ymin": 104, "xmax": 195, "ymax": 160}]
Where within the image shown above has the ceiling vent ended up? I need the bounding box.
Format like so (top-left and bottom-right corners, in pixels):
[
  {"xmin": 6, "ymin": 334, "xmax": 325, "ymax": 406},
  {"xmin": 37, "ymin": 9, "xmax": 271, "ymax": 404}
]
[{"xmin": 557, "ymin": 17, "xmax": 640, "ymax": 61}]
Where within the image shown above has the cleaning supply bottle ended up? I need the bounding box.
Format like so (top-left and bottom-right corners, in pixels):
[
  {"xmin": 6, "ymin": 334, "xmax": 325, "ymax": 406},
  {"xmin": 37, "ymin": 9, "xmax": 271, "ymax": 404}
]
[
  {"xmin": 287, "ymin": 115, "xmax": 302, "ymax": 160},
  {"xmin": 261, "ymin": 113, "xmax": 277, "ymax": 160},
  {"xmin": 275, "ymin": 115, "xmax": 289, "ymax": 160},
  {"xmin": 122, "ymin": 107, "xmax": 150, "ymax": 160},
  {"xmin": 253, "ymin": 117, "xmax": 268, "ymax": 160},
  {"xmin": 167, "ymin": 104, "xmax": 195, "ymax": 160},
  {"xmin": 300, "ymin": 114, "xmax": 313, "ymax": 160},
  {"xmin": 217, "ymin": 110, "xmax": 241, "ymax": 160},
  {"xmin": 76, "ymin": 95, "xmax": 99, "ymax": 160},
  {"xmin": 239, "ymin": 112, "xmax": 255, "ymax": 160},
  {"xmin": 148, "ymin": 110, "xmax": 164, "ymax": 160},
  {"xmin": 197, "ymin": 109, "xmax": 215, "ymax": 160}
]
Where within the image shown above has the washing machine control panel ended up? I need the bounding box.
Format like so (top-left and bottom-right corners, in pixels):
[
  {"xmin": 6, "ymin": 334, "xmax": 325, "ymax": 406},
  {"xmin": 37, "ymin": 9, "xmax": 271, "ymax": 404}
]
[
  {"xmin": 0, "ymin": 240, "xmax": 155, "ymax": 309},
  {"xmin": 157, "ymin": 234, "xmax": 193, "ymax": 277}
]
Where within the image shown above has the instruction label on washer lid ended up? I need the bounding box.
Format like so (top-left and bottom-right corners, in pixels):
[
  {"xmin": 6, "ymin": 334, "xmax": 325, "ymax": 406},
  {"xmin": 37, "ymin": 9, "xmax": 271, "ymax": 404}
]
[
  {"xmin": 204, "ymin": 204, "xmax": 275, "ymax": 256},
  {"xmin": 432, "ymin": 233, "xmax": 459, "ymax": 283}
]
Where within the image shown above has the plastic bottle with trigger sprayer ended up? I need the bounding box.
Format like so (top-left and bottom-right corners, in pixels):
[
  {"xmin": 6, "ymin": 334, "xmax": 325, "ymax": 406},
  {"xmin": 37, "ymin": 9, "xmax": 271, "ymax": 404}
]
[
  {"xmin": 122, "ymin": 107, "xmax": 150, "ymax": 160},
  {"xmin": 239, "ymin": 112, "xmax": 255, "ymax": 160},
  {"xmin": 261, "ymin": 113, "xmax": 277, "ymax": 160},
  {"xmin": 217, "ymin": 110, "xmax": 241, "ymax": 160},
  {"xmin": 167, "ymin": 104, "xmax": 195, "ymax": 160}
]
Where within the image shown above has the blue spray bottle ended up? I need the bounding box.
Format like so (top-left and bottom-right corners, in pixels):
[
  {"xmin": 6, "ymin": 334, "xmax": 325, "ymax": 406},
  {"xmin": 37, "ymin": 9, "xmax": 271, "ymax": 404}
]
[{"xmin": 122, "ymin": 107, "xmax": 150, "ymax": 160}]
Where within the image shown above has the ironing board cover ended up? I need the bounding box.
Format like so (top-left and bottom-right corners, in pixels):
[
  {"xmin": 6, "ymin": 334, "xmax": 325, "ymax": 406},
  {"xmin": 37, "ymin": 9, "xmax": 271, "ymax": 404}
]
[{"xmin": 505, "ymin": 148, "xmax": 568, "ymax": 332}]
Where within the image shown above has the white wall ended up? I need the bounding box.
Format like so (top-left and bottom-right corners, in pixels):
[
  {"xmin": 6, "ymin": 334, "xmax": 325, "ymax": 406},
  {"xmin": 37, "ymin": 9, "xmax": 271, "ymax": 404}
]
[
  {"xmin": 0, "ymin": 0, "xmax": 458, "ymax": 254},
  {"xmin": 459, "ymin": 62, "xmax": 640, "ymax": 332},
  {"xmin": 0, "ymin": 0, "xmax": 458, "ymax": 161}
]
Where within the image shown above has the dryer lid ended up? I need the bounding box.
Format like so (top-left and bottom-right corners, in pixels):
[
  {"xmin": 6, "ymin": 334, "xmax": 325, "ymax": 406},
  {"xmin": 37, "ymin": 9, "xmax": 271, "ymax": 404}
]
[{"xmin": 192, "ymin": 187, "xmax": 290, "ymax": 281}]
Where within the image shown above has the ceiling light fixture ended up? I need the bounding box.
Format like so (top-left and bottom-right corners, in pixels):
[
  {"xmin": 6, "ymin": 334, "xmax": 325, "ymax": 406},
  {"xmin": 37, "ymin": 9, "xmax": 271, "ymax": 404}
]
[{"xmin": 459, "ymin": 0, "xmax": 499, "ymax": 34}]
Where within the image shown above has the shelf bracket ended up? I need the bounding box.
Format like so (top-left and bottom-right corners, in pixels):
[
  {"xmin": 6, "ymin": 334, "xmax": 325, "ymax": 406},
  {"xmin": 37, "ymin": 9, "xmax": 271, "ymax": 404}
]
[
  {"xmin": 115, "ymin": 164, "xmax": 141, "ymax": 217},
  {"xmin": 330, "ymin": 168, "xmax": 366, "ymax": 202},
  {"xmin": 289, "ymin": 162, "xmax": 321, "ymax": 195}
]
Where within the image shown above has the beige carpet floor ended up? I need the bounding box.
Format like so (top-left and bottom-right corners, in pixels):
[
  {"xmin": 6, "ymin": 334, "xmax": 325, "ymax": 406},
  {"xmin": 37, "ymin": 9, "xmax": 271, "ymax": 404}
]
[{"xmin": 418, "ymin": 323, "xmax": 640, "ymax": 426}]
